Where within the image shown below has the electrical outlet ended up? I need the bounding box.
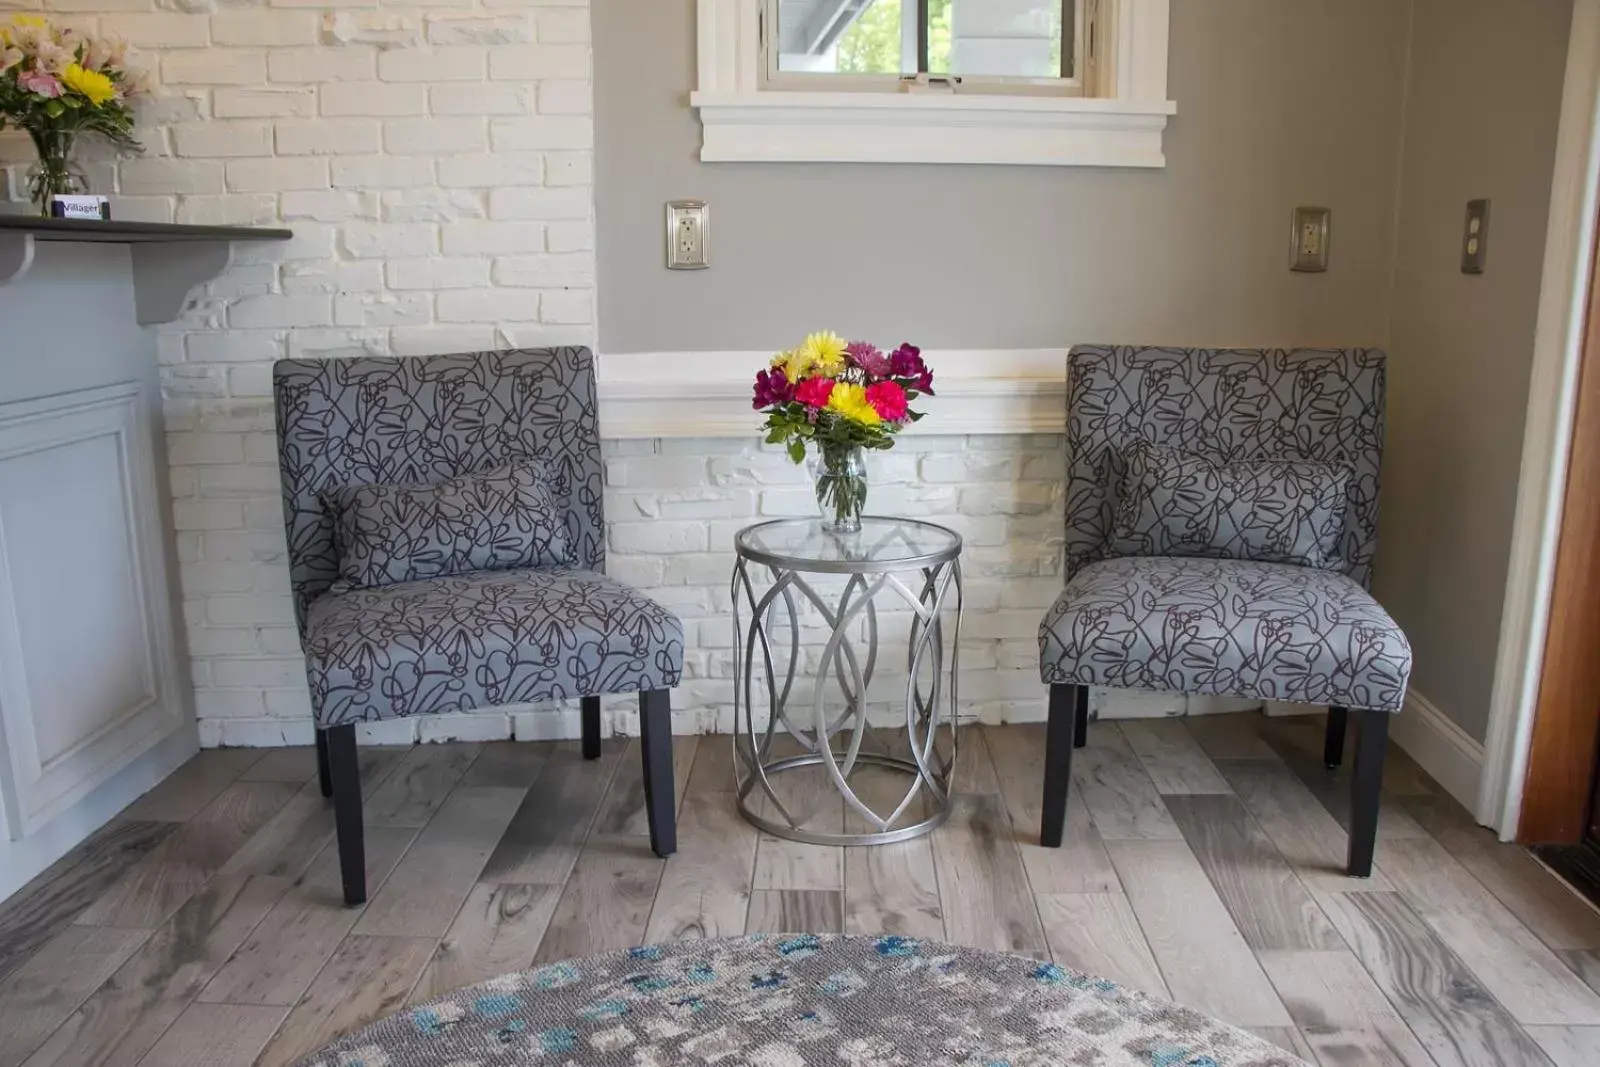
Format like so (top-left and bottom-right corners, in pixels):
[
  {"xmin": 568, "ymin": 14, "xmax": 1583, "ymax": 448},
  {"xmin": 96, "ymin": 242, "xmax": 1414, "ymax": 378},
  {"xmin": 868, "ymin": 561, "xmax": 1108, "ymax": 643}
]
[
  {"xmin": 1290, "ymin": 206, "xmax": 1331, "ymax": 272},
  {"xmin": 1462, "ymin": 198, "xmax": 1490, "ymax": 274},
  {"xmin": 666, "ymin": 200, "xmax": 709, "ymax": 270}
]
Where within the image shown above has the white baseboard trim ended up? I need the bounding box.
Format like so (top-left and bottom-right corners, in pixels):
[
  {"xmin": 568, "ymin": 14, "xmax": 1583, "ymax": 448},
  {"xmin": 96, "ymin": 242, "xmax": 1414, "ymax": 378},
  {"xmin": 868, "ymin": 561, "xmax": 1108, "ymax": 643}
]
[
  {"xmin": 1390, "ymin": 689, "xmax": 1486, "ymax": 815},
  {"xmin": 595, "ymin": 348, "xmax": 1069, "ymax": 439}
]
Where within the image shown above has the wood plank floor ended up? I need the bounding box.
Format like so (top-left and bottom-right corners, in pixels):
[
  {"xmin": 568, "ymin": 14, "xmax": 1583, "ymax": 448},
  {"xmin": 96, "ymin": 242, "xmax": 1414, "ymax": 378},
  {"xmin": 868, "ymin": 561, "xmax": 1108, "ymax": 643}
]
[{"xmin": 1, "ymin": 714, "xmax": 1594, "ymax": 1067}]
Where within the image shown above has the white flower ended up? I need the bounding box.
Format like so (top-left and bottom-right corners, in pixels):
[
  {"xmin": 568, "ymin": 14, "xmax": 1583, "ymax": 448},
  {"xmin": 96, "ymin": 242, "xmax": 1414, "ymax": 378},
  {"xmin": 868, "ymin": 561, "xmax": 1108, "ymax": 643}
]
[
  {"xmin": 0, "ymin": 47, "xmax": 22, "ymax": 75},
  {"xmin": 34, "ymin": 41, "xmax": 72, "ymax": 75}
]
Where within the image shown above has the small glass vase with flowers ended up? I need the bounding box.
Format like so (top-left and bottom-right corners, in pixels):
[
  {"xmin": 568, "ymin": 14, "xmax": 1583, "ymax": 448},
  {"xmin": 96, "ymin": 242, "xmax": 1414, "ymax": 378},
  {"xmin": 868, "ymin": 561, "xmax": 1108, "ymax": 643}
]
[
  {"xmin": 752, "ymin": 332, "xmax": 936, "ymax": 533},
  {"xmin": 0, "ymin": 15, "xmax": 146, "ymax": 216}
]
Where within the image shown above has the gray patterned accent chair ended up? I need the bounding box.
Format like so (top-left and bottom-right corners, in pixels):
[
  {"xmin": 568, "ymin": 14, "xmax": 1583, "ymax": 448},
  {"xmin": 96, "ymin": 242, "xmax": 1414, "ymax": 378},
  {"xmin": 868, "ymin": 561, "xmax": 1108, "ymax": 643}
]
[
  {"xmin": 1036, "ymin": 346, "xmax": 1412, "ymax": 877},
  {"xmin": 275, "ymin": 348, "xmax": 684, "ymax": 906}
]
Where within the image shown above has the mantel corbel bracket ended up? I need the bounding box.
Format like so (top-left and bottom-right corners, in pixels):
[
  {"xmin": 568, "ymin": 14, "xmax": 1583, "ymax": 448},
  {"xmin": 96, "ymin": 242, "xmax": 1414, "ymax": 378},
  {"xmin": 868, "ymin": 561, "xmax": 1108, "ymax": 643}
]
[
  {"xmin": 0, "ymin": 233, "xmax": 35, "ymax": 286},
  {"xmin": 0, "ymin": 234, "xmax": 233, "ymax": 325}
]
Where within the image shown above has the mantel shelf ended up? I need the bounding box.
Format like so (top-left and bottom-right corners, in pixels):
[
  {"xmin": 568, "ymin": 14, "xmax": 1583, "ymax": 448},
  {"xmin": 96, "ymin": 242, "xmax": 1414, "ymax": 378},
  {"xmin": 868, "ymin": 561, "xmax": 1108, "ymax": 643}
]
[
  {"xmin": 0, "ymin": 216, "xmax": 292, "ymax": 325},
  {"xmin": 0, "ymin": 216, "xmax": 292, "ymax": 244}
]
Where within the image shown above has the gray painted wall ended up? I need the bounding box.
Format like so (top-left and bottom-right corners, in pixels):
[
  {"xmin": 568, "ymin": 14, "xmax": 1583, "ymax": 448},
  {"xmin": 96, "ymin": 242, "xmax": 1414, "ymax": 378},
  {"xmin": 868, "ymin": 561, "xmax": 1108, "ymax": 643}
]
[
  {"xmin": 1376, "ymin": 0, "xmax": 1573, "ymax": 743},
  {"xmin": 592, "ymin": 0, "xmax": 1577, "ymax": 745},
  {"xmin": 593, "ymin": 0, "xmax": 1410, "ymax": 353}
]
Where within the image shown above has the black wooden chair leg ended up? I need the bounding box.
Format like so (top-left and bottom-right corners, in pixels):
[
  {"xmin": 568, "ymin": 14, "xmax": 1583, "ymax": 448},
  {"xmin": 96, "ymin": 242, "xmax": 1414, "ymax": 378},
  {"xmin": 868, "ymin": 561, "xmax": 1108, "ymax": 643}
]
[
  {"xmin": 638, "ymin": 689, "xmax": 676, "ymax": 858},
  {"xmin": 581, "ymin": 694, "xmax": 602, "ymax": 760},
  {"xmin": 1325, "ymin": 705, "xmax": 1349, "ymax": 769},
  {"xmin": 1073, "ymin": 685, "xmax": 1090, "ymax": 749},
  {"xmin": 1347, "ymin": 709, "xmax": 1388, "ymax": 878},
  {"xmin": 326, "ymin": 724, "xmax": 366, "ymax": 906},
  {"xmin": 315, "ymin": 727, "xmax": 332, "ymax": 798},
  {"xmin": 1041, "ymin": 684, "xmax": 1083, "ymax": 847}
]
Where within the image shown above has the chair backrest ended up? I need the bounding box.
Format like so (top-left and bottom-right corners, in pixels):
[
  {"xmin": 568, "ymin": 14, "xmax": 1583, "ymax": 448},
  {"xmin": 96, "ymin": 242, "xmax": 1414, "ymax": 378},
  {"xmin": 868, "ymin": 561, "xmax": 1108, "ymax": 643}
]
[
  {"xmin": 273, "ymin": 347, "xmax": 604, "ymax": 633},
  {"xmin": 1064, "ymin": 345, "xmax": 1387, "ymax": 588}
]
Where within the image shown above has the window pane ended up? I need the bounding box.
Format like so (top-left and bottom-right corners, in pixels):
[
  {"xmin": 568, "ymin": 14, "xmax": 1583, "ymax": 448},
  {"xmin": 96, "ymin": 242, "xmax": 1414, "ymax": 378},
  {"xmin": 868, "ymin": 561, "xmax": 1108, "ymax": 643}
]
[
  {"xmin": 930, "ymin": 0, "xmax": 1072, "ymax": 79},
  {"xmin": 774, "ymin": 0, "xmax": 909, "ymax": 75}
]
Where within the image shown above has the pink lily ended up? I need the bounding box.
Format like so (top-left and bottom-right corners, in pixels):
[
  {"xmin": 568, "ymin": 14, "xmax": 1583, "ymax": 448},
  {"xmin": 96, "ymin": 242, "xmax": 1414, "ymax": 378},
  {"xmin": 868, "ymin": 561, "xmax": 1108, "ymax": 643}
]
[{"xmin": 18, "ymin": 69, "xmax": 62, "ymax": 98}]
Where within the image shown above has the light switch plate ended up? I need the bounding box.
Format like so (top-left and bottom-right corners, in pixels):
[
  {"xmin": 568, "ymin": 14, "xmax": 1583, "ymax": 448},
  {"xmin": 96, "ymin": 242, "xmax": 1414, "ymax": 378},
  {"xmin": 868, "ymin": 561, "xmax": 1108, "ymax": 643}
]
[
  {"xmin": 1462, "ymin": 198, "xmax": 1490, "ymax": 274},
  {"xmin": 666, "ymin": 200, "xmax": 709, "ymax": 270},
  {"xmin": 1290, "ymin": 206, "xmax": 1331, "ymax": 272}
]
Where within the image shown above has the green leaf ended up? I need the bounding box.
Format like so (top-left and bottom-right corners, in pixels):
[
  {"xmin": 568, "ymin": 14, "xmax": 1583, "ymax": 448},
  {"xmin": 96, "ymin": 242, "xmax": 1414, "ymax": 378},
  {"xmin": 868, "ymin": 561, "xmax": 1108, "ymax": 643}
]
[
  {"xmin": 787, "ymin": 439, "xmax": 806, "ymax": 464},
  {"xmin": 44, "ymin": 100, "xmax": 63, "ymax": 119}
]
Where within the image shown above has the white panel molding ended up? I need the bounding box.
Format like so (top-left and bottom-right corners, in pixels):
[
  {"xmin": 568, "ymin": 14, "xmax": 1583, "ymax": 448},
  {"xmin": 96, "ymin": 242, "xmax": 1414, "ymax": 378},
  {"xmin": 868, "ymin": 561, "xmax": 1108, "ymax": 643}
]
[
  {"xmin": 0, "ymin": 383, "xmax": 184, "ymax": 838},
  {"xmin": 1479, "ymin": 0, "xmax": 1600, "ymax": 839},
  {"xmin": 691, "ymin": 0, "xmax": 1175, "ymax": 167},
  {"xmin": 1392, "ymin": 689, "xmax": 1486, "ymax": 815},
  {"xmin": 596, "ymin": 348, "xmax": 1069, "ymax": 438}
]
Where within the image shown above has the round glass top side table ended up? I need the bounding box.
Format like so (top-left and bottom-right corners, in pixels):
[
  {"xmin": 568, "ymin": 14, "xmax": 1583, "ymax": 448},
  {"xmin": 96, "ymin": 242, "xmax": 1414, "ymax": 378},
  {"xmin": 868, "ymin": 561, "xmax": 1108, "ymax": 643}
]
[{"xmin": 731, "ymin": 516, "xmax": 963, "ymax": 846}]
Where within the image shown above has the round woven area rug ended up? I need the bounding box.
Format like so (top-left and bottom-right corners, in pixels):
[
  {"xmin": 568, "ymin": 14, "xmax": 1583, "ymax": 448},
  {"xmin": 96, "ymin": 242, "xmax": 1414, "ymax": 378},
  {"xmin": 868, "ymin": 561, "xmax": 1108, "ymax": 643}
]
[{"xmin": 297, "ymin": 934, "xmax": 1308, "ymax": 1066}]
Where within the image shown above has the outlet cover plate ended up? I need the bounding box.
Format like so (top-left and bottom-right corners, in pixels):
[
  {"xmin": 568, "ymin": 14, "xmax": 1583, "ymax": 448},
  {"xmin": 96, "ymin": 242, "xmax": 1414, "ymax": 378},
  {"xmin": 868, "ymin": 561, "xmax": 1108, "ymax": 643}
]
[
  {"xmin": 666, "ymin": 199, "xmax": 709, "ymax": 270},
  {"xmin": 1290, "ymin": 206, "xmax": 1331, "ymax": 272},
  {"xmin": 1462, "ymin": 198, "xmax": 1490, "ymax": 274}
]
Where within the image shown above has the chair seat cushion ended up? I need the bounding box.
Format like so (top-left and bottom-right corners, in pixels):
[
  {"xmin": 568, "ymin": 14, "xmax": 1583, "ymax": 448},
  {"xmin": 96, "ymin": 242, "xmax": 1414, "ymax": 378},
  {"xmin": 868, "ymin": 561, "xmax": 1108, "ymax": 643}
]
[
  {"xmin": 1037, "ymin": 556, "xmax": 1411, "ymax": 712},
  {"xmin": 304, "ymin": 567, "xmax": 684, "ymax": 727}
]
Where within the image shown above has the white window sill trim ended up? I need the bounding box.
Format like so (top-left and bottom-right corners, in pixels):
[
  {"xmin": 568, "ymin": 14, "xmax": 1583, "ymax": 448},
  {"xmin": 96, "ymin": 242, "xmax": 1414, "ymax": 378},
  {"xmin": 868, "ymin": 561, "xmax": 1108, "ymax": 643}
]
[{"xmin": 690, "ymin": 91, "xmax": 1177, "ymax": 167}]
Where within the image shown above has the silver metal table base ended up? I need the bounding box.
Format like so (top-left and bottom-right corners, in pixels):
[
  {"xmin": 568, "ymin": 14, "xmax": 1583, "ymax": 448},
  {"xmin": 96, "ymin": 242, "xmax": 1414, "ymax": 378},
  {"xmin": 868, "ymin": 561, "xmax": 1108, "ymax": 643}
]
[{"xmin": 731, "ymin": 517, "xmax": 964, "ymax": 846}]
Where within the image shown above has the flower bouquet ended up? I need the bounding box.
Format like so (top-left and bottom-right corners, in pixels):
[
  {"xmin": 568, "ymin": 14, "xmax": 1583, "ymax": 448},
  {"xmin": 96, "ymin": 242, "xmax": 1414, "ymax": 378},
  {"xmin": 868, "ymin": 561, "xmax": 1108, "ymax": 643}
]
[
  {"xmin": 0, "ymin": 15, "xmax": 146, "ymax": 216},
  {"xmin": 752, "ymin": 331, "xmax": 935, "ymax": 532}
]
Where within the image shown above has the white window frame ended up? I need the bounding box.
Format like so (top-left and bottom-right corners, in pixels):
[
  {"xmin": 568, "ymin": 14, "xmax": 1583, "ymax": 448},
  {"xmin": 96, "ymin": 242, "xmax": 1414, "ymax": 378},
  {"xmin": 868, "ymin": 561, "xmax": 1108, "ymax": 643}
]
[{"xmin": 691, "ymin": 0, "xmax": 1175, "ymax": 168}]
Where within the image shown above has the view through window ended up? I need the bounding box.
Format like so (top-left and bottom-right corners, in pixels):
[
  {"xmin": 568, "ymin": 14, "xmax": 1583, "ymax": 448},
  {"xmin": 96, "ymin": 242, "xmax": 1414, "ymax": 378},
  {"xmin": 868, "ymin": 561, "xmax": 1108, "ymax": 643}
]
[{"xmin": 773, "ymin": 0, "xmax": 1076, "ymax": 82}]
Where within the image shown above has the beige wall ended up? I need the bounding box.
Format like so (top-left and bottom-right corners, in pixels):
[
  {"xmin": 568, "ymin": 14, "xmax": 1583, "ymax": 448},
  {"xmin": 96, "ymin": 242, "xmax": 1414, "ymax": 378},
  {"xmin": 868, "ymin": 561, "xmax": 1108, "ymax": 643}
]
[
  {"xmin": 1378, "ymin": 0, "xmax": 1573, "ymax": 742},
  {"xmin": 592, "ymin": 0, "xmax": 1410, "ymax": 352}
]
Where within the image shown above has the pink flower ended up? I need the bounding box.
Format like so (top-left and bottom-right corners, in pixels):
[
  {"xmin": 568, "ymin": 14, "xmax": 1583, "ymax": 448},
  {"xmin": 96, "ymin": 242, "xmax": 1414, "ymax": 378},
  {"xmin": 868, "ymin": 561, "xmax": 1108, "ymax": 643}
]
[
  {"xmin": 795, "ymin": 377, "xmax": 835, "ymax": 409},
  {"xmin": 18, "ymin": 70, "xmax": 62, "ymax": 98},
  {"xmin": 865, "ymin": 381, "xmax": 908, "ymax": 421},
  {"xmin": 846, "ymin": 341, "xmax": 892, "ymax": 378}
]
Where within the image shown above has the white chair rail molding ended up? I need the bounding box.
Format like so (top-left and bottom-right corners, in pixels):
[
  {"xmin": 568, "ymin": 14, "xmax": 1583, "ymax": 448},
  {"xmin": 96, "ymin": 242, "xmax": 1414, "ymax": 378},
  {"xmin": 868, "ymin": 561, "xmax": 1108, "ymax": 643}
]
[{"xmin": 691, "ymin": 0, "xmax": 1176, "ymax": 166}]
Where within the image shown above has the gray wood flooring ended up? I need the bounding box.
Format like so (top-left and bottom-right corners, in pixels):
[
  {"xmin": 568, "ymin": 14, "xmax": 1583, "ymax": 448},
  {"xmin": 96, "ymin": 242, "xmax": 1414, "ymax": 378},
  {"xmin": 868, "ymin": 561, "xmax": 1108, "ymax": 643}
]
[{"xmin": 2, "ymin": 712, "xmax": 1598, "ymax": 1066}]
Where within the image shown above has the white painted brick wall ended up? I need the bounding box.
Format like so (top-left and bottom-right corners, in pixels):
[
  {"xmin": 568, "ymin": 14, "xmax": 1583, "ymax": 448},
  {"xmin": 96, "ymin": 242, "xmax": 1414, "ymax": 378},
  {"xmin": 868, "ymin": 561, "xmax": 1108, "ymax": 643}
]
[{"xmin": 0, "ymin": 0, "xmax": 600, "ymax": 746}]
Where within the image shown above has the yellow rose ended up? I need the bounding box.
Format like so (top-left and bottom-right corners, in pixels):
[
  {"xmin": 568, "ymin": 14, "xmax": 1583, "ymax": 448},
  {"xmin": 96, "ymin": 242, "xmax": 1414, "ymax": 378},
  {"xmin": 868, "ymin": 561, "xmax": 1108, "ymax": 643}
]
[
  {"xmin": 827, "ymin": 382, "xmax": 882, "ymax": 427},
  {"xmin": 62, "ymin": 62, "xmax": 116, "ymax": 105}
]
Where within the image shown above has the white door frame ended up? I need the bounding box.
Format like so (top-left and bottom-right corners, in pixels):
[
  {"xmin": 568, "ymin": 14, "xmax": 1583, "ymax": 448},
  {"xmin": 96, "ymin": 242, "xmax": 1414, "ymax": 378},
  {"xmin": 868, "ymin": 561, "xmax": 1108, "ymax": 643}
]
[{"xmin": 1478, "ymin": 0, "xmax": 1600, "ymax": 839}]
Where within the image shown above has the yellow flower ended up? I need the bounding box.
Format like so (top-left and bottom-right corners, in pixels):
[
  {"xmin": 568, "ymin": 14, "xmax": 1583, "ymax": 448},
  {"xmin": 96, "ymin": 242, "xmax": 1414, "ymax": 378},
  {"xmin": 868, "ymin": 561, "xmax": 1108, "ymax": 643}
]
[
  {"xmin": 796, "ymin": 331, "xmax": 848, "ymax": 377},
  {"xmin": 62, "ymin": 62, "xmax": 116, "ymax": 105},
  {"xmin": 827, "ymin": 382, "xmax": 882, "ymax": 427},
  {"xmin": 773, "ymin": 348, "xmax": 810, "ymax": 382}
]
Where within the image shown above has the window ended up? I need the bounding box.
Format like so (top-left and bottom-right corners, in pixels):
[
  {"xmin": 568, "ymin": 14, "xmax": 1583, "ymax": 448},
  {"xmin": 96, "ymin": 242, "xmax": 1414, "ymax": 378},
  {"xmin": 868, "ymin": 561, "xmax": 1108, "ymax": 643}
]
[
  {"xmin": 692, "ymin": 0, "xmax": 1174, "ymax": 168},
  {"xmin": 770, "ymin": 0, "xmax": 1083, "ymax": 89}
]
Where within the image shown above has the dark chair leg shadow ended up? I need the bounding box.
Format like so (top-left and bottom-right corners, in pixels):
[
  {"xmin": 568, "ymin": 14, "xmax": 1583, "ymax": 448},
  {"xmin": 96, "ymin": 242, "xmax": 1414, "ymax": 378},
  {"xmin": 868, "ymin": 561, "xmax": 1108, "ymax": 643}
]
[
  {"xmin": 1347, "ymin": 708, "xmax": 1389, "ymax": 878},
  {"xmin": 326, "ymin": 723, "xmax": 366, "ymax": 906},
  {"xmin": 638, "ymin": 688, "xmax": 677, "ymax": 858},
  {"xmin": 1040, "ymin": 683, "xmax": 1090, "ymax": 848},
  {"xmin": 581, "ymin": 694, "xmax": 602, "ymax": 760},
  {"xmin": 315, "ymin": 726, "xmax": 332, "ymax": 798},
  {"xmin": 1324, "ymin": 705, "xmax": 1348, "ymax": 768}
]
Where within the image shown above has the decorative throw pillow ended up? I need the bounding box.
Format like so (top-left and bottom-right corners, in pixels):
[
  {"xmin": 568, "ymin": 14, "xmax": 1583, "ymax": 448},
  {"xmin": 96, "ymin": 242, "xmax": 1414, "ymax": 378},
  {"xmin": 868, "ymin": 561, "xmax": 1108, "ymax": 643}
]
[
  {"xmin": 1108, "ymin": 441, "xmax": 1350, "ymax": 568},
  {"xmin": 323, "ymin": 461, "xmax": 572, "ymax": 591}
]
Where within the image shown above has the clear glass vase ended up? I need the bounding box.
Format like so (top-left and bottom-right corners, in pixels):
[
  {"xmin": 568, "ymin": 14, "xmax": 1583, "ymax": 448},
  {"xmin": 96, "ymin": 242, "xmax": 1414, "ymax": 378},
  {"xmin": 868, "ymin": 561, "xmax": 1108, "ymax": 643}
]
[
  {"xmin": 810, "ymin": 443, "xmax": 868, "ymax": 533},
  {"xmin": 25, "ymin": 129, "xmax": 88, "ymax": 218}
]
